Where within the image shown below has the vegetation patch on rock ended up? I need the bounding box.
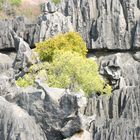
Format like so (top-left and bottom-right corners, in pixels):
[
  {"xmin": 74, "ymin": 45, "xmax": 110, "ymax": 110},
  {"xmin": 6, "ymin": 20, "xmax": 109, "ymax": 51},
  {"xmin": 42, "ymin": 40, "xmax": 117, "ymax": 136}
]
[
  {"xmin": 35, "ymin": 32, "xmax": 87, "ymax": 62},
  {"xmin": 48, "ymin": 50, "xmax": 112, "ymax": 95},
  {"xmin": 52, "ymin": 0, "xmax": 61, "ymax": 5},
  {"xmin": 16, "ymin": 32, "xmax": 112, "ymax": 96}
]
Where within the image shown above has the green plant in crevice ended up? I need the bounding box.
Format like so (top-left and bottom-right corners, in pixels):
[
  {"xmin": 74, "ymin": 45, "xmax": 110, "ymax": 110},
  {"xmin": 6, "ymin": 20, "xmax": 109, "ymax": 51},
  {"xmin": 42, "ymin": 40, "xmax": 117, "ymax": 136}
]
[
  {"xmin": 35, "ymin": 32, "xmax": 87, "ymax": 62},
  {"xmin": 16, "ymin": 62, "xmax": 49, "ymax": 87},
  {"xmin": 0, "ymin": 0, "xmax": 21, "ymax": 7},
  {"xmin": 52, "ymin": 0, "xmax": 61, "ymax": 5},
  {"xmin": 48, "ymin": 50, "xmax": 112, "ymax": 96},
  {"xmin": 17, "ymin": 31, "xmax": 112, "ymax": 96},
  {"xmin": 16, "ymin": 74, "xmax": 34, "ymax": 88},
  {"xmin": 10, "ymin": 0, "xmax": 21, "ymax": 6}
]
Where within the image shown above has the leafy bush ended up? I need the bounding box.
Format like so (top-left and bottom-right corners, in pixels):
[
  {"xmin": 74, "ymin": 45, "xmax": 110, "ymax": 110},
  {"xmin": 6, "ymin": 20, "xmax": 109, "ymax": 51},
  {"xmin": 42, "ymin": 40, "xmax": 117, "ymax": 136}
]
[
  {"xmin": 52, "ymin": 0, "xmax": 61, "ymax": 4},
  {"xmin": 10, "ymin": 0, "xmax": 21, "ymax": 6},
  {"xmin": 48, "ymin": 51, "xmax": 112, "ymax": 95},
  {"xmin": 35, "ymin": 32, "xmax": 87, "ymax": 61},
  {"xmin": 17, "ymin": 31, "xmax": 112, "ymax": 96},
  {"xmin": 0, "ymin": 0, "xmax": 21, "ymax": 7},
  {"xmin": 16, "ymin": 74, "xmax": 34, "ymax": 87},
  {"xmin": 16, "ymin": 62, "xmax": 49, "ymax": 87}
]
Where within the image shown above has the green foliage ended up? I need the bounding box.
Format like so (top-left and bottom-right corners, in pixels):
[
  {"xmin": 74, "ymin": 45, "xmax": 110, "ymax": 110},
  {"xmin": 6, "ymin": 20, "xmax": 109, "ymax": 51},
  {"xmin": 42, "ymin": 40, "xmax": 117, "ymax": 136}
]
[
  {"xmin": 10, "ymin": 0, "xmax": 21, "ymax": 6},
  {"xmin": 0, "ymin": 0, "xmax": 4, "ymax": 10},
  {"xmin": 35, "ymin": 32, "xmax": 87, "ymax": 62},
  {"xmin": 52, "ymin": 0, "xmax": 61, "ymax": 4},
  {"xmin": 0, "ymin": 0, "xmax": 21, "ymax": 7},
  {"xmin": 48, "ymin": 51, "xmax": 112, "ymax": 95},
  {"xmin": 16, "ymin": 62, "xmax": 49, "ymax": 87},
  {"xmin": 17, "ymin": 31, "xmax": 112, "ymax": 96},
  {"xmin": 16, "ymin": 74, "xmax": 34, "ymax": 87},
  {"xmin": 16, "ymin": 51, "xmax": 112, "ymax": 95}
]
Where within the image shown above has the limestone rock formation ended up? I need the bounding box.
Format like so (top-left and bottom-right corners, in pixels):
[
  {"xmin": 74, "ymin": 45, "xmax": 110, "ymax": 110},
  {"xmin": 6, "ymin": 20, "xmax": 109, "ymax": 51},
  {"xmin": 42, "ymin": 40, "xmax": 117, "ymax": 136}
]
[
  {"xmin": 15, "ymin": 83, "xmax": 81, "ymax": 140},
  {"xmin": 12, "ymin": 31, "xmax": 38, "ymax": 78},
  {"xmin": 0, "ymin": 53, "xmax": 17, "ymax": 99},
  {"xmin": 0, "ymin": 0, "xmax": 139, "ymax": 140},
  {"xmin": 0, "ymin": 17, "xmax": 39, "ymax": 50},
  {"xmin": 38, "ymin": 1, "xmax": 73, "ymax": 42},
  {"xmin": 0, "ymin": 97, "xmax": 47, "ymax": 140},
  {"xmin": 84, "ymin": 53, "xmax": 140, "ymax": 140},
  {"xmin": 59, "ymin": 0, "xmax": 140, "ymax": 50}
]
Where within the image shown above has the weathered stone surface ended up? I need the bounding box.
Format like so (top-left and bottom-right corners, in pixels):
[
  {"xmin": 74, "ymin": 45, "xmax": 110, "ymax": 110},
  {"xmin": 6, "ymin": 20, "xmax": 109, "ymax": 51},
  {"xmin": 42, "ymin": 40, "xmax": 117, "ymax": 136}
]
[
  {"xmin": 58, "ymin": 0, "xmax": 140, "ymax": 50},
  {"xmin": 0, "ymin": 53, "xmax": 17, "ymax": 98},
  {"xmin": 0, "ymin": 97, "xmax": 47, "ymax": 140},
  {"xmin": 24, "ymin": 24, "xmax": 40, "ymax": 47},
  {"xmin": 41, "ymin": 1, "xmax": 57, "ymax": 13},
  {"xmin": 84, "ymin": 53, "xmax": 140, "ymax": 140},
  {"xmin": 92, "ymin": 118, "xmax": 139, "ymax": 140},
  {"xmin": 12, "ymin": 32, "xmax": 38, "ymax": 78},
  {"xmin": 38, "ymin": 1, "xmax": 73, "ymax": 42},
  {"xmin": 133, "ymin": 18, "xmax": 140, "ymax": 48},
  {"xmin": 0, "ymin": 17, "xmax": 39, "ymax": 50},
  {"xmin": 0, "ymin": 53, "xmax": 13, "ymax": 74},
  {"xmin": 0, "ymin": 20, "xmax": 15, "ymax": 50},
  {"xmin": 15, "ymin": 83, "xmax": 81, "ymax": 140},
  {"xmin": 0, "ymin": 1, "xmax": 139, "ymax": 140}
]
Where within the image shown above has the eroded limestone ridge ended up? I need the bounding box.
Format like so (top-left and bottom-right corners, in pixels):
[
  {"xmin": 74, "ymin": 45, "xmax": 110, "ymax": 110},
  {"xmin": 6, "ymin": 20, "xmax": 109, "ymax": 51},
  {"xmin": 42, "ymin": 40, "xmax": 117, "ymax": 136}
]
[
  {"xmin": 59, "ymin": 0, "xmax": 140, "ymax": 50},
  {"xmin": 0, "ymin": 0, "xmax": 139, "ymax": 140}
]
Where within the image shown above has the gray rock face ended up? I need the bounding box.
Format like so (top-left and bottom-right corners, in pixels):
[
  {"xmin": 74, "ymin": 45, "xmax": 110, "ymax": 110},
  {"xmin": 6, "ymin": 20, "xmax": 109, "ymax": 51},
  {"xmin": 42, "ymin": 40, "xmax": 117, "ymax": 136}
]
[
  {"xmin": 0, "ymin": 97, "xmax": 47, "ymax": 140},
  {"xmin": 0, "ymin": 17, "xmax": 39, "ymax": 50},
  {"xmin": 41, "ymin": 1, "xmax": 57, "ymax": 13},
  {"xmin": 84, "ymin": 53, "xmax": 140, "ymax": 140},
  {"xmin": 92, "ymin": 119, "xmax": 139, "ymax": 140},
  {"xmin": 38, "ymin": 1, "xmax": 73, "ymax": 42},
  {"xmin": 0, "ymin": 53, "xmax": 13, "ymax": 74},
  {"xmin": 0, "ymin": 0, "xmax": 139, "ymax": 140},
  {"xmin": 133, "ymin": 18, "xmax": 140, "ymax": 48},
  {"xmin": 12, "ymin": 32, "xmax": 38, "ymax": 78},
  {"xmin": 15, "ymin": 84, "xmax": 81, "ymax": 140},
  {"xmin": 0, "ymin": 53, "xmax": 17, "ymax": 98},
  {"xmin": 58, "ymin": 0, "xmax": 140, "ymax": 50},
  {"xmin": 0, "ymin": 20, "xmax": 15, "ymax": 50}
]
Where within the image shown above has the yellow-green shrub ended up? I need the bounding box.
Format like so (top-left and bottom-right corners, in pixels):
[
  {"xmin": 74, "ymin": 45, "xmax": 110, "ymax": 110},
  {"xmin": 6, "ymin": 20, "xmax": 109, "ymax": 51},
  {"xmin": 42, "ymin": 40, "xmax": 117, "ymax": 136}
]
[
  {"xmin": 10, "ymin": 0, "xmax": 21, "ymax": 6},
  {"xmin": 48, "ymin": 50, "xmax": 112, "ymax": 95},
  {"xmin": 17, "ymin": 31, "xmax": 112, "ymax": 96},
  {"xmin": 16, "ymin": 62, "xmax": 49, "ymax": 87},
  {"xmin": 16, "ymin": 74, "xmax": 34, "ymax": 87},
  {"xmin": 52, "ymin": 0, "xmax": 61, "ymax": 4},
  {"xmin": 16, "ymin": 51, "xmax": 112, "ymax": 96},
  {"xmin": 35, "ymin": 32, "xmax": 87, "ymax": 61}
]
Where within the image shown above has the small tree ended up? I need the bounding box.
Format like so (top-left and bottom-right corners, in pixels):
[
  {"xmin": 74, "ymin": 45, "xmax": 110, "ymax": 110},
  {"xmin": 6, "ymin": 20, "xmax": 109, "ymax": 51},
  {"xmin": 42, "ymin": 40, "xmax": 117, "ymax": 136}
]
[
  {"xmin": 16, "ymin": 62, "xmax": 49, "ymax": 87},
  {"xmin": 10, "ymin": 0, "xmax": 21, "ymax": 6},
  {"xmin": 17, "ymin": 31, "xmax": 112, "ymax": 96},
  {"xmin": 35, "ymin": 32, "xmax": 87, "ymax": 62},
  {"xmin": 52, "ymin": 0, "xmax": 61, "ymax": 5},
  {"xmin": 48, "ymin": 50, "xmax": 112, "ymax": 95}
]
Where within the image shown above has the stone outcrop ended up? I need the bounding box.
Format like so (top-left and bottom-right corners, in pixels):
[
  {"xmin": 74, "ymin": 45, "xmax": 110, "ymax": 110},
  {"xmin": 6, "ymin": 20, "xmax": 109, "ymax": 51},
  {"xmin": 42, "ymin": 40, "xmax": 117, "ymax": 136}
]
[
  {"xmin": 0, "ymin": 1, "xmax": 73, "ymax": 51},
  {"xmin": 14, "ymin": 83, "xmax": 81, "ymax": 140},
  {"xmin": 0, "ymin": 97, "xmax": 47, "ymax": 140},
  {"xmin": 12, "ymin": 31, "xmax": 38, "ymax": 78},
  {"xmin": 84, "ymin": 53, "xmax": 140, "ymax": 140},
  {"xmin": 38, "ymin": 1, "xmax": 73, "ymax": 42},
  {"xmin": 0, "ymin": 53, "xmax": 17, "ymax": 98},
  {"xmin": 58, "ymin": 0, "xmax": 140, "ymax": 50},
  {"xmin": 0, "ymin": 17, "xmax": 39, "ymax": 50},
  {"xmin": 0, "ymin": 0, "xmax": 139, "ymax": 140}
]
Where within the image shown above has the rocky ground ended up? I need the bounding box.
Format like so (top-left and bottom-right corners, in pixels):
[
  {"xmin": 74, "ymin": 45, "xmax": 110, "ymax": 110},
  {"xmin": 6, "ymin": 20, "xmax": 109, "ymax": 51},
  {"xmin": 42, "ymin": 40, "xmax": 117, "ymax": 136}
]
[{"xmin": 0, "ymin": 0, "xmax": 139, "ymax": 140}]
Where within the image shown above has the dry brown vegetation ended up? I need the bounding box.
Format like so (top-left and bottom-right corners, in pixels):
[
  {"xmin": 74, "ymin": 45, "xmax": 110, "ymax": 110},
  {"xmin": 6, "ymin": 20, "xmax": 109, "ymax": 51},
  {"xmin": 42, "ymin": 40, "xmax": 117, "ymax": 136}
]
[{"xmin": 0, "ymin": 0, "xmax": 47, "ymax": 21}]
